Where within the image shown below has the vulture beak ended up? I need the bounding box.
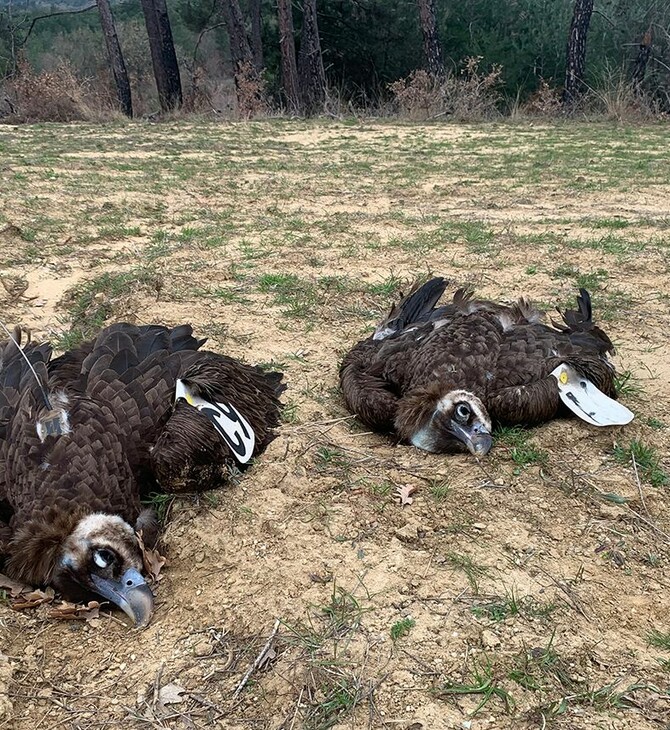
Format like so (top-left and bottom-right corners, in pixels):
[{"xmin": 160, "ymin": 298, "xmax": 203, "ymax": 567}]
[
  {"xmin": 449, "ymin": 421, "xmax": 493, "ymax": 456},
  {"xmin": 91, "ymin": 568, "xmax": 154, "ymax": 628}
]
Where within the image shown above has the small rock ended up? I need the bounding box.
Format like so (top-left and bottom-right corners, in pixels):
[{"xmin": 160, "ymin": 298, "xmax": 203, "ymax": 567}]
[
  {"xmin": 195, "ymin": 552, "xmax": 205, "ymax": 564},
  {"xmin": 395, "ymin": 523, "xmax": 419, "ymax": 543},
  {"xmin": 481, "ymin": 629, "xmax": 501, "ymax": 648},
  {"xmin": 33, "ymin": 298, "xmax": 47, "ymax": 307},
  {"xmin": 472, "ymin": 523, "xmax": 487, "ymax": 531},
  {"xmin": 193, "ymin": 641, "xmax": 213, "ymax": 658}
]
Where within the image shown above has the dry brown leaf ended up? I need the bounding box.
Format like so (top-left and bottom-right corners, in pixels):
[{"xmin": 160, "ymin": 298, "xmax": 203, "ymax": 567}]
[
  {"xmin": 11, "ymin": 587, "xmax": 55, "ymax": 610},
  {"xmin": 257, "ymin": 645, "xmax": 277, "ymax": 670},
  {"xmin": 158, "ymin": 682, "xmax": 186, "ymax": 705},
  {"xmin": 136, "ymin": 530, "xmax": 167, "ymax": 583},
  {"xmin": 0, "ymin": 573, "xmax": 31, "ymax": 598},
  {"xmin": 49, "ymin": 600, "xmax": 101, "ymax": 622},
  {"xmin": 396, "ymin": 484, "xmax": 417, "ymax": 506}
]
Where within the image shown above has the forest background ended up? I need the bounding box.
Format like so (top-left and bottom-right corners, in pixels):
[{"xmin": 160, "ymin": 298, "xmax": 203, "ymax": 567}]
[{"xmin": 0, "ymin": 0, "xmax": 669, "ymax": 122}]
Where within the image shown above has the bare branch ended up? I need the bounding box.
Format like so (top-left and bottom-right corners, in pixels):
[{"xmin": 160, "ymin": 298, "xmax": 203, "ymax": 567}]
[{"xmin": 18, "ymin": 4, "xmax": 97, "ymax": 48}]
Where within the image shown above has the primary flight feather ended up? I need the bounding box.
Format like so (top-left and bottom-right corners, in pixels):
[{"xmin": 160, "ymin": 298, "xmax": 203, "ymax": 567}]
[{"xmin": 0, "ymin": 323, "xmax": 284, "ymax": 626}]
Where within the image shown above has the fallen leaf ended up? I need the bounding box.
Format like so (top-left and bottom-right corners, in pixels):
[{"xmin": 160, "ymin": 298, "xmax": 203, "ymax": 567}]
[
  {"xmin": 257, "ymin": 645, "xmax": 277, "ymax": 670},
  {"xmin": 158, "ymin": 682, "xmax": 186, "ymax": 705},
  {"xmin": 11, "ymin": 587, "xmax": 54, "ymax": 610},
  {"xmin": 0, "ymin": 573, "xmax": 31, "ymax": 598},
  {"xmin": 49, "ymin": 600, "xmax": 101, "ymax": 622},
  {"xmin": 136, "ymin": 531, "xmax": 167, "ymax": 583},
  {"xmin": 395, "ymin": 484, "xmax": 417, "ymax": 506}
]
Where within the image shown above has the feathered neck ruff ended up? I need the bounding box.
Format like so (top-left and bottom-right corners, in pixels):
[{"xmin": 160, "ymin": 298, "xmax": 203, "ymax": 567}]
[{"xmin": 5, "ymin": 506, "xmax": 90, "ymax": 586}]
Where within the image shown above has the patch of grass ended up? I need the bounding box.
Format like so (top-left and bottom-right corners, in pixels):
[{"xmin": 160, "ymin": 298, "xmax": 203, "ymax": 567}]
[
  {"xmin": 549, "ymin": 264, "xmax": 608, "ymax": 291},
  {"xmin": 439, "ymin": 655, "xmax": 514, "ymax": 715},
  {"xmin": 56, "ymin": 267, "xmax": 159, "ymax": 348},
  {"xmin": 142, "ymin": 492, "xmax": 174, "ymax": 524},
  {"xmin": 313, "ymin": 446, "xmax": 353, "ymax": 479},
  {"xmin": 366, "ymin": 273, "xmax": 403, "ymax": 298},
  {"xmin": 258, "ymin": 272, "xmax": 319, "ymax": 321},
  {"xmin": 304, "ymin": 674, "xmax": 365, "ymax": 730},
  {"xmin": 471, "ymin": 588, "xmax": 556, "ymax": 623},
  {"xmin": 320, "ymin": 586, "xmax": 367, "ymax": 638},
  {"xmin": 646, "ymin": 417, "xmax": 666, "ymax": 430},
  {"xmin": 613, "ymin": 440, "xmax": 668, "ymax": 487},
  {"xmin": 548, "ymin": 680, "xmax": 660, "ymax": 715},
  {"xmin": 279, "ymin": 400, "xmax": 298, "ymax": 424},
  {"xmin": 390, "ymin": 616, "xmax": 415, "ymax": 641},
  {"xmin": 258, "ymin": 273, "xmax": 300, "ymax": 293},
  {"xmin": 575, "ymin": 268, "xmax": 608, "ymax": 291},
  {"xmin": 596, "ymin": 288, "xmax": 635, "ymax": 321},
  {"xmin": 589, "ymin": 217, "xmax": 630, "ymax": 230},
  {"xmin": 647, "ymin": 628, "xmax": 670, "ymax": 650},
  {"xmin": 429, "ymin": 479, "xmax": 451, "ymax": 502},
  {"xmin": 549, "ymin": 263, "xmax": 578, "ymax": 280},
  {"xmin": 614, "ymin": 370, "xmax": 644, "ymax": 399},
  {"xmin": 281, "ymin": 583, "xmax": 372, "ymax": 728},
  {"xmin": 367, "ymin": 479, "xmax": 394, "ymax": 497},
  {"xmin": 209, "ymin": 286, "xmax": 251, "ymax": 304},
  {"xmin": 494, "ymin": 426, "xmax": 548, "ymax": 471},
  {"xmin": 445, "ymin": 552, "xmax": 488, "ymax": 594}
]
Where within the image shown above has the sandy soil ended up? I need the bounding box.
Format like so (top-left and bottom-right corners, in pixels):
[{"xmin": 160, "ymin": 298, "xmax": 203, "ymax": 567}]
[{"xmin": 0, "ymin": 120, "xmax": 669, "ymax": 730}]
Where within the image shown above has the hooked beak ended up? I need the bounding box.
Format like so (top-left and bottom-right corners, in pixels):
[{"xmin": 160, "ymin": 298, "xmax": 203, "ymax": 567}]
[
  {"xmin": 91, "ymin": 567, "xmax": 154, "ymax": 628},
  {"xmin": 449, "ymin": 421, "xmax": 493, "ymax": 456}
]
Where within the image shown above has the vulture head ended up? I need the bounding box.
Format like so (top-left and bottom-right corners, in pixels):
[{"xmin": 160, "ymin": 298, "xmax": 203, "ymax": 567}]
[
  {"xmin": 8, "ymin": 511, "xmax": 155, "ymax": 628},
  {"xmin": 395, "ymin": 386, "xmax": 493, "ymax": 456},
  {"xmin": 55, "ymin": 514, "xmax": 154, "ymax": 627}
]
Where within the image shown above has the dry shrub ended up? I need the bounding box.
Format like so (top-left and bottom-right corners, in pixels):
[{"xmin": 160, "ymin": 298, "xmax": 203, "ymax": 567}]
[
  {"xmin": 3, "ymin": 58, "xmax": 122, "ymax": 123},
  {"xmin": 388, "ymin": 57, "xmax": 503, "ymax": 121},
  {"xmin": 522, "ymin": 78, "xmax": 563, "ymax": 116},
  {"xmin": 587, "ymin": 70, "xmax": 665, "ymax": 121},
  {"xmin": 234, "ymin": 60, "xmax": 268, "ymax": 119}
]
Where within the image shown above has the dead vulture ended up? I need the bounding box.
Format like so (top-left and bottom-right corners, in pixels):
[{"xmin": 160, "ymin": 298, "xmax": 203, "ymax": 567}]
[
  {"xmin": 340, "ymin": 277, "xmax": 632, "ymax": 455},
  {"xmin": 0, "ymin": 323, "xmax": 284, "ymax": 626}
]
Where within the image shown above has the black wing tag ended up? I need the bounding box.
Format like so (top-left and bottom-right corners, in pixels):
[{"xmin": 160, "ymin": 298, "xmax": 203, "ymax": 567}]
[
  {"xmin": 35, "ymin": 409, "xmax": 69, "ymax": 442},
  {"xmin": 175, "ymin": 379, "xmax": 256, "ymax": 464}
]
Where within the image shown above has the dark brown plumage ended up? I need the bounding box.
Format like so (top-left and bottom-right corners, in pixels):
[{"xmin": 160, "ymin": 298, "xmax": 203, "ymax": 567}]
[
  {"xmin": 340, "ymin": 277, "xmax": 620, "ymax": 455},
  {"xmin": 0, "ymin": 323, "xmax": 284, "ymax": 625}
]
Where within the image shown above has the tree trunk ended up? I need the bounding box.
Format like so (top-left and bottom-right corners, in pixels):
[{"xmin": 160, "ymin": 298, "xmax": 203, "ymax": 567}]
[
  {"xmin": 97, "ymin": 0, "xmax": 132, "ymax": 117},
  {"xmin": 298, "ymin": 0, "xmax": 325, "ymax": 115},
  {"xmin": 562, "ymin": 0, "xmax": 594, "ymax": 105},
  {"xmin": 416, "ymin": 0, "xmax": 443, "ymax": 77},
  {"xmin": 249, "ymin": 0, "xmax": 263, "ymax": 71},
  {"xmin": 140, "ymin": 0, "xmax": 182, "ymax": 111},
  {"xmin": 277, "ymin": 0, "xmax": 299, "ymax": 112},
  {"xmin": 632, "ymin": 28, "xmax": 652, "ymax": 94},
  {"xmin": 220, "ymin": 0, "xmax": 252, "ymax": 69}
]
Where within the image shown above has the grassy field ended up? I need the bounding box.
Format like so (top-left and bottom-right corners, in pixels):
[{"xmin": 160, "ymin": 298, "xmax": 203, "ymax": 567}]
[{"xmin": 0, "ymin": 119, "xmax": 669, "ymax": 730}]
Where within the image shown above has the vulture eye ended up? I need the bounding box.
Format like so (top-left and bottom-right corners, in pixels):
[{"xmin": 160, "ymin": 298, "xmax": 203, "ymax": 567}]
[
  {"xmin": 93, "ymin": 549, "xmax": 115, "ymax": 569},
  {"xmin": 455, "ymin": 403, "xmax": 471, "ymax": 423}
]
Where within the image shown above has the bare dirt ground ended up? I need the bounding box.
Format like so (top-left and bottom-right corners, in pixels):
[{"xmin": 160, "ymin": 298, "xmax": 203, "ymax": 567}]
[{"xmin": 0, "ymin": 120, "xmax": 669, "ymax": 730}]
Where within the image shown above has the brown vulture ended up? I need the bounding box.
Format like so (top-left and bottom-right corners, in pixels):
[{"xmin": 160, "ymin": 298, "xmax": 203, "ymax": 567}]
[
  {"xmin": 0, "ymin": 323, "xmax": 284, "ymax": 626},
  {"xmin": 340, "ymin": 277, "xmax": 632, "ymax": 455}
]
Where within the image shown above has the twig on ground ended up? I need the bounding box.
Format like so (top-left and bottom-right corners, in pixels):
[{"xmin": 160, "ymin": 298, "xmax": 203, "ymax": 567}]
[
  {"xmin": 232, "ymin": 618, "xmax": 281, "ymax": 699},
  {"xmin": 631, "ymin": 453, "xmax": 649, "ymax": 515}
]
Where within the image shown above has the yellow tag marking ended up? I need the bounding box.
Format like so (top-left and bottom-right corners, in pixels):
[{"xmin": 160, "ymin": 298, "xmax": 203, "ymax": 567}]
[{"xmin": 559, "ymin": 371, "xmax": 569, "ymax": 385}]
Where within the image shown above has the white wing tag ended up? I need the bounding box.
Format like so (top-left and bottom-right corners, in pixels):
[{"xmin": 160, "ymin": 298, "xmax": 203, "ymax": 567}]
[
  {"xmin": 551, "ymin": 364, "xmax": 634, "ymax": 427},
  {"xmin": 175, "ymin": 379, "xmax": 256, "ymax": 464}
]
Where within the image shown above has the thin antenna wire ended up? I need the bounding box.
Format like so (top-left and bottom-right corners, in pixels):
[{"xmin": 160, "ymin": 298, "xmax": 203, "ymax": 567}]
[{"xmin": 0, "ymin": 321, "xmax": 52, "ymax": 409}]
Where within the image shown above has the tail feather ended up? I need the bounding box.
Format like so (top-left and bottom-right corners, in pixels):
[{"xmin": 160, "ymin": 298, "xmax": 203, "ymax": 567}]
[
  {"xmin": 552, "ymin": 289, "xmax": 615, "ymax": 355},
  {"xmin": 374, "ymin": 277, "xmax": 448, "ymax": 341}
]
